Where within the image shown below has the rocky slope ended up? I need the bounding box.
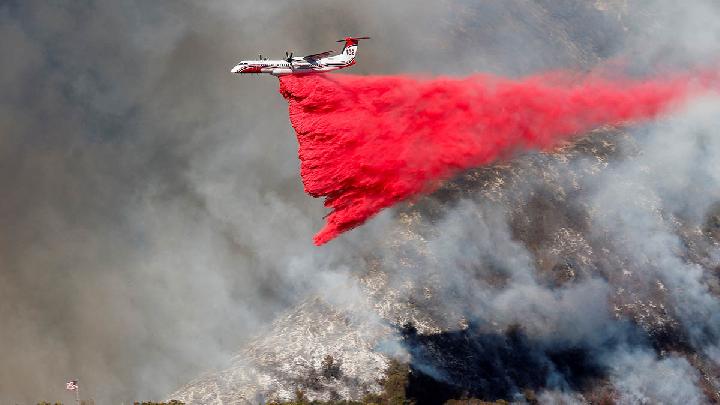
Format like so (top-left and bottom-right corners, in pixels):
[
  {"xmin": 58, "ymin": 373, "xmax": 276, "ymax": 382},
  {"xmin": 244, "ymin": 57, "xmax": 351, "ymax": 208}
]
[{"xmin": 170, "ymin": 125, "xmax": 720, "ymax": 403}]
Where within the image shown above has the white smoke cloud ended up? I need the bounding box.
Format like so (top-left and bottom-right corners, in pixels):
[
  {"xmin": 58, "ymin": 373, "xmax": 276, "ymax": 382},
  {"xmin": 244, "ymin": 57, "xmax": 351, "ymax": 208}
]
[{"xmin": 608, "ymin": 349, "xmax": 705, "ymax": 404}]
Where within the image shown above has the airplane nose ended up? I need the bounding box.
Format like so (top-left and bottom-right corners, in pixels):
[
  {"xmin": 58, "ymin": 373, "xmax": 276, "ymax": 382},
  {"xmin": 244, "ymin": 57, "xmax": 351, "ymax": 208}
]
[{"xmin": 231, "ymin": 65, "xmax": 241, "ymax": 73}]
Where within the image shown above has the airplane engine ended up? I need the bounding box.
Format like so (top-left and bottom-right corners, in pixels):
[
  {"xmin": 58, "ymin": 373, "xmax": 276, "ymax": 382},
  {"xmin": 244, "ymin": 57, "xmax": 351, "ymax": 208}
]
[{"xmin": 271, "ymin": 69, "xmax": 293, "ymax": 76}]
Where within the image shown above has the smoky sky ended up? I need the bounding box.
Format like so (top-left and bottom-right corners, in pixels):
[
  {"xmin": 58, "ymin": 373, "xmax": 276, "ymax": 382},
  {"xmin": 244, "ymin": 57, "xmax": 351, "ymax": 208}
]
[{"xmin": 2, "ymin": 1, "xmax": 720, "ymax": 403}]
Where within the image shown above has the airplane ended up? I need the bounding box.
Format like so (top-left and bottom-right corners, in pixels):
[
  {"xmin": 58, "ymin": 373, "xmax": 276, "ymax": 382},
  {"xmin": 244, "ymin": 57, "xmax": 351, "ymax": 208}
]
[{"xmin": 230, "ymin": 36, "xmax": 370, "ymax": 76}]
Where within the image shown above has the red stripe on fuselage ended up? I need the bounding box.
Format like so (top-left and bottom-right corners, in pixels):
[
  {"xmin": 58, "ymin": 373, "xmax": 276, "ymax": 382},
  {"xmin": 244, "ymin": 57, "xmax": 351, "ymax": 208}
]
[{"xmin": 241, "ymin": 65, "xmax": 263, "ymax": 73}]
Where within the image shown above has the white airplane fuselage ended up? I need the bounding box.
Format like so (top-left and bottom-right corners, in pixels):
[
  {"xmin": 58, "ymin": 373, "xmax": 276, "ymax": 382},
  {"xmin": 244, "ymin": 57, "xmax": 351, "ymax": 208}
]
[{"xmin": 231, "ymin": 39, "xmax": 360, "ymax": 76}]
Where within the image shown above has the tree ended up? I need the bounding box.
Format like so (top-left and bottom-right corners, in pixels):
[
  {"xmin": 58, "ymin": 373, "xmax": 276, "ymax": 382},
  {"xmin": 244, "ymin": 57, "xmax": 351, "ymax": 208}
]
[
  {"xmin": 321, "ymin": 355, "xmax": 343, "ymax": 380},
  {"xmin": 381, "ymin": 360, "xmax": 411, "ymax": 405}
]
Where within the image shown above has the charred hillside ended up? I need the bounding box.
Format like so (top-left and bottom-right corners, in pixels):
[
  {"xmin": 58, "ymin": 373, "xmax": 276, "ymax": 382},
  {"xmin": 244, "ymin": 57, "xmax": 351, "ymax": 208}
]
[{"xmin": 172, "ymin": 120, "xmax": 720, "ymax": 403}]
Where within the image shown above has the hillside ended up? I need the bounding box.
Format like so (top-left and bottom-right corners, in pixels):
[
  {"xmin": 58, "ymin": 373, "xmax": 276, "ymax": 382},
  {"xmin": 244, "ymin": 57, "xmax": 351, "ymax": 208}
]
[{"xmin": 170, "ymin": 2, "xmax": 720, "ymax": 403}]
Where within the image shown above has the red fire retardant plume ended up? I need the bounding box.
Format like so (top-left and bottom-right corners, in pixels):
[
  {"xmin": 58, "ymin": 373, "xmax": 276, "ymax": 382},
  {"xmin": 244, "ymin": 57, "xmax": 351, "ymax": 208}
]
[{"xmin": 279, "ymin": 72, "xmax": 706, "ymax": 245}]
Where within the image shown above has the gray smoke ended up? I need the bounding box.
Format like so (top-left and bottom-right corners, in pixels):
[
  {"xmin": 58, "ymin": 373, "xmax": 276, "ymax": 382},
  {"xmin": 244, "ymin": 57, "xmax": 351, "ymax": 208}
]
[
  {"xmin": 608, "ymin": 350, "xmax": 705, "ymax": 404},
  {"xmin": 1, "ymin": 0, "xmax": 720, "ymax": 403},
  {"xmin": 377, "ymin": 96, "xmax": 720, "ymax": 402}
]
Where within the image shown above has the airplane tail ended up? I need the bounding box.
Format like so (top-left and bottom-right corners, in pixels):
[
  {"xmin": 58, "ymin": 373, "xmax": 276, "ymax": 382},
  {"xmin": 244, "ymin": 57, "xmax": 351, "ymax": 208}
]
[{"xmin": 336, "ymin": 36, "xmax": 370, "ymax": 63}]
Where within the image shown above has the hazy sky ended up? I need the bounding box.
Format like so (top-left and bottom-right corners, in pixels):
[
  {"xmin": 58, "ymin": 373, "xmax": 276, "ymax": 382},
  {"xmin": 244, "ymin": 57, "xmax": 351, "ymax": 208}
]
[{"xmin": 1, "ymin": 1, "xmax": 720, "ymax": 403}]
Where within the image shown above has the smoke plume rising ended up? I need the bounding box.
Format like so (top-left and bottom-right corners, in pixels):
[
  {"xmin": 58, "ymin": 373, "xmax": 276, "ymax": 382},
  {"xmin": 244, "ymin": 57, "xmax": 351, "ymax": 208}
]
[{"xmin": 280, "ymin": 71, "xmax": 713, "ymax": 244}]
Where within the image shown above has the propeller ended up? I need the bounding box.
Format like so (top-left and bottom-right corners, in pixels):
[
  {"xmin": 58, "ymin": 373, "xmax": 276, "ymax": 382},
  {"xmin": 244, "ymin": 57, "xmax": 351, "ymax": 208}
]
[
  {"xmin": 285, "ymin": 51, "xmax": 294, "ymax": 62},
  {"xmin": 336, "ymin": 36, "xmax": 371, "ymax": 42}
]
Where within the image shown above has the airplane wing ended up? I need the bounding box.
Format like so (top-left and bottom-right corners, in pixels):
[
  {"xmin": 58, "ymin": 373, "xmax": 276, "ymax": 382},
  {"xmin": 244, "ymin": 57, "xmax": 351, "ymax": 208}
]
[{"xmin": 304, "ymin": 50, "xmax": 334, "ymax": 61}]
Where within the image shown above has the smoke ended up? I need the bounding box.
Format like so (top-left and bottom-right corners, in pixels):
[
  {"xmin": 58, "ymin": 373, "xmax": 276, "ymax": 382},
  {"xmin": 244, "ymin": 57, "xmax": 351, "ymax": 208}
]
[
  {"xmin": 383, "ymin": 90, "xmax": 720, "ymax": 394},
  {"xmin": 0, "ymin": 1, "xmax": 396, "ymax": 402},
  {"xmin": 280, "ymin": 71, "xmax": 715, "ymax": 244},
  {"xmin": 608, "ymin": 350, "xmax": 705, "ymax": 404},
  {"xmin": 2, "ymin": 0, "xmax": 720, "ymax": 403},
  {"xmin": 364, "ymin": 96, "xmax": 720, "ymax": 403}
]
